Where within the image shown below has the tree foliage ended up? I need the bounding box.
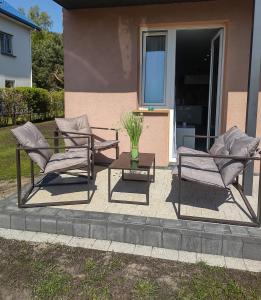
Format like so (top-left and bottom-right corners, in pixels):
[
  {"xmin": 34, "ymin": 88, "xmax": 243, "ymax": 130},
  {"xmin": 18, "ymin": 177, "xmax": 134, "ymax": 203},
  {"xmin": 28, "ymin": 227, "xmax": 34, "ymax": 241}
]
[{"xmin": 20, "ymin": 6, "xmax": 64, "ymax": 90}]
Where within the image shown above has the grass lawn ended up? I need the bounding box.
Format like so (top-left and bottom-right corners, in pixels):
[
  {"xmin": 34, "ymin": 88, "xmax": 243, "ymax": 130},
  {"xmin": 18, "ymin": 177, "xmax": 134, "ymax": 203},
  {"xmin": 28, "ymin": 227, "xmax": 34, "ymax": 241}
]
[
  {"xmin": 0, "ymin": 238, "xmax": 261, "ymax": 300},
  {"xmin": 0, "ymin": 121, "xmax": 57, "ymax": 198}
]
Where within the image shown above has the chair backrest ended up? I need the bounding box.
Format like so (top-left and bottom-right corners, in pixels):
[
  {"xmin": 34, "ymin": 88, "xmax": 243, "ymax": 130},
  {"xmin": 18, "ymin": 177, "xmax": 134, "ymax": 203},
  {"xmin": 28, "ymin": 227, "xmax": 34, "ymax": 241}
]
[
  {"xmin": 210, "ymin": 126, "xmax": 260, "ymax": 186},
  {"xmin": 55, "ymin": 115, "xmax": 91, "ymax": 147},
  {"xmin": 11, "ymin": 122, "xmax": 53, "ymax": 171}
]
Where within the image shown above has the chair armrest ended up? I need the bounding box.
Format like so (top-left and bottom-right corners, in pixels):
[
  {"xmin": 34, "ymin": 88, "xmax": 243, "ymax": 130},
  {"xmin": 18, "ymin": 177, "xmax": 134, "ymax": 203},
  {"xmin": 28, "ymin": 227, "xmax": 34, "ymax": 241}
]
[
  {"xmin": 178, "ymin": 152, "xmax": 261, "ymax": 162},
  {"xmin": 57, "ymin": 130, "xmax": 94, "ymax": 137},
  {"xmin": 17, "ymin": 144, "xmax": 92, "ymax": 151},
  {"xmin": 91, "ymin": 126, "xmax": 119, "ymax": 132},
  {"xmin": 91, "ymin": 127, "xmax": 119, "ymax": 140}
]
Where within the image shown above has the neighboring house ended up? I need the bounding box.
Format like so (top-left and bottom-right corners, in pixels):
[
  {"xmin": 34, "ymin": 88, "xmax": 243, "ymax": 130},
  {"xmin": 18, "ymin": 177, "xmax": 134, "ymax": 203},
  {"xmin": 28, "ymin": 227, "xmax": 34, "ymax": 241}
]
[
  {"xmin": 0, "ymin": 0, "xmax": 40, "ymax": 88},
  {"xmin": 54, "ymin": 0, "xmax": 261, "ymax": 169}
]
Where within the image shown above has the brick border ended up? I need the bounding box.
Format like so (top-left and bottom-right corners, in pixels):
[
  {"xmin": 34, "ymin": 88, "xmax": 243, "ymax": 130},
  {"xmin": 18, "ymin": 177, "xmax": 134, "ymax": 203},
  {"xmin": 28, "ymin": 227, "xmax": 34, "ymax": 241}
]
[{"xmin": 1, "ymin": 194, "xmax": 261, "ymax": 260}]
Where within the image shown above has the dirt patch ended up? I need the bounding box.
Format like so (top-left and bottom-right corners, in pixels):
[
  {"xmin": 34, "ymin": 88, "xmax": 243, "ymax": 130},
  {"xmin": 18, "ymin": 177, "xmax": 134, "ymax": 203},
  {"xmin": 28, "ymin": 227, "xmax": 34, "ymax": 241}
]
[
  {"xmin": 0, "ymin": 178, "xmax": 30, "ymax": 199},
  {"xmin": 0, "ymin": 238, "xmax": 260, "ymax": 300}
]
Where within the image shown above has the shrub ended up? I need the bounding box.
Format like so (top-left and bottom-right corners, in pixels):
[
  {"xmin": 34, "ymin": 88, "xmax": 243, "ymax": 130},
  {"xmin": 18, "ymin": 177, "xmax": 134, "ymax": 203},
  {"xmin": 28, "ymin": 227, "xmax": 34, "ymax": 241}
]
[
  {"xmin": 0, "ymin": 87, "xmax": 64, "ymax": 127},
  {"xmin": 50, "ymin": 90, "xmax": 64, "ymax": 118}
]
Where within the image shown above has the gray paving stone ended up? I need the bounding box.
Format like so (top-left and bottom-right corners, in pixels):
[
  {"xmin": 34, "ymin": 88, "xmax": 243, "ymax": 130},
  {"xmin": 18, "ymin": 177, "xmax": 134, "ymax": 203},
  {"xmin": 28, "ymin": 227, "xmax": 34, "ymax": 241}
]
[
  {"xmin": 181, "ymin": 232, "xmax": 202, "ymax": 253},
  {"xmin": 0, "ymin": 213, "xmax": 10, "ymax": 229},
  {"xmin": 187, "ymin": 221, "xmax": 204, "ymax": 231},
  {"xmin": 108, "ymin": 214, "xmax": 125, "ymax": 222},
  {"xmin": 151, "ymin": 247, "xmax": 179, "ymax": 261},
  {"xmin": 204, "ymin": 223, "xmax": 231, "ymax": 234},
  {"xmin": 197, "ymin": 253, "xmax": 226, "ymax": 267},
  {"xmin": 73, "ymin": 221, "xmax": 90, "ymax": 238},
  {"xmin": 92, "ymin": 239, "xmax": 111, "ymax": 251},
  {"xmin": 26, "ymin": 215, "xmax": 41, "ymax": 232},
  {"xmin": 57, "ymin": 219, "xmax": 73, "ymax": 236},
  {"xmin": 38, "ymin": 207, "xmax": 59, "ymax": 216},
  {"xmin": 144, "ymin": 226, "xmax": 162, "ymax": 247},
  {"xmin": 243, "ymin": 241, "xmax": 261, "ymax": 260},
  {"xmin": 162, "ymin": 228, "xmax": 181, "ymax": 250},
  {"xmin": 109, "ymin": 241, "xmax": 135, "ymax": 254},
  {"xmin": 125, "ymin": 224, "xmax": 144, "ymax": 244},
  {"xmin": 134, "ymin": 245, "xmax": 152, "ymax": 257},
  {"xmin": 225, "ymin": 257, "xmax": 246, "ymax": 271},
  {"xmin": 107, "ymin": 222, "xmax": 125, "ymax": 242},
  {"xmin": 244, "ymin": 259, "xmax": 261, "ymax": 272},
  {"xmin": 124, "ymin": 215, "xmax": 146, "ymax": 225},
  {"xmin": 89, "ymin": 220, "xmax": 107, "ymax": 240},
  {"xmin": 202, "ymin": 236, "xmax": 222, "ymax": 255},
  {"xmin": 11, "ymin": 214, "xmax": 26, "ymax": 230},
  {"xmin": 145, "ymin": 217, "xmax": 162, "ymax": 226},
  {"xmin": 41, "ymin": 217, "xmax": 57, "ymax": 234},
  {"xmin": 160, "ymin": 219, "xmax": 186, "ymax": 229},
  {"xmin": 86, "ymin": 212, "xmax": 108, "ymax": 220},
  {"xmin": 222, "ymin": 236, "xmax": 243, "ymax": 258},
  {"xmin": 230, "ymin": 226, "xmax": 249, "ymax": 236},
  {"xmin": 248, "ymin": 227, "xmax": 261, "ymax": 237}
]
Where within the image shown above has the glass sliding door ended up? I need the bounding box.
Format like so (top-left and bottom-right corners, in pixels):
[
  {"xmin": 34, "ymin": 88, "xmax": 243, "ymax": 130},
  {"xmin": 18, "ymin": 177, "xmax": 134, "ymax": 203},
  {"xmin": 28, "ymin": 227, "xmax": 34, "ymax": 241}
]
[{"xmin": 207, "ymin": 29, "xmax": 224, "ymax": 149}]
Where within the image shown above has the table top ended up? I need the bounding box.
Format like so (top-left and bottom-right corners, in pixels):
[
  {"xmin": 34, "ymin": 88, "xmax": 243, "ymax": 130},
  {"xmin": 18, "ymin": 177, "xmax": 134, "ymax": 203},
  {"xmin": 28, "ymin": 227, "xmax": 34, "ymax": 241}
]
[{"xmin": 109, "ymin": 152, "xmax": 155, "ymax": 171}]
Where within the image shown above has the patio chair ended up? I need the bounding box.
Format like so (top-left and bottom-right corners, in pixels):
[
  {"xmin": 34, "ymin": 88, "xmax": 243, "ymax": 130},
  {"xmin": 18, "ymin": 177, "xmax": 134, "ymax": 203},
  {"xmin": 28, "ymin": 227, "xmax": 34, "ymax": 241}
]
[
  {"xmin": 11, "ymin": 121, "xmax": 92, "ymax": 208},
  {"xmin": 173, "ymin": 126, "xmax": 261, "ymax": 227},
  {"xmin": 55, "ymin": 115, "xmax": 120, "ymax": 177}
]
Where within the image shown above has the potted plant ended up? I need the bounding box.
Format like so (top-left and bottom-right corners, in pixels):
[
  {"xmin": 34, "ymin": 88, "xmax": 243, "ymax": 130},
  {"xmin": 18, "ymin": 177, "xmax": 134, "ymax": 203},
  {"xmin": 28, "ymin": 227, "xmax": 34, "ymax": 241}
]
[{"xmin": 122, "ymin": 112, "xmax": 143, "ymax": 162}]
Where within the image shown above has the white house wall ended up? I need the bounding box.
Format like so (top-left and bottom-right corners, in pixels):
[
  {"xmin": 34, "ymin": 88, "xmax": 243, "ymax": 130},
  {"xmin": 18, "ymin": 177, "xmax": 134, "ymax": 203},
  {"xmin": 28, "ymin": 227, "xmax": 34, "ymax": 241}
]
[{"xmin": 0, "ymin": 15, "xmax": 32, "ymax": 88}]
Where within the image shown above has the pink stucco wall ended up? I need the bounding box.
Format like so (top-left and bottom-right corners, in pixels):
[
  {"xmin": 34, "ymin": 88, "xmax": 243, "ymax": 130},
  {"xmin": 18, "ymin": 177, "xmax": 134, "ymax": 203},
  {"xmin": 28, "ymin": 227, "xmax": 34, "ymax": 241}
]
[{"xmin": 63, "ymin": 0, "xmax": 260, "ymax": 166}]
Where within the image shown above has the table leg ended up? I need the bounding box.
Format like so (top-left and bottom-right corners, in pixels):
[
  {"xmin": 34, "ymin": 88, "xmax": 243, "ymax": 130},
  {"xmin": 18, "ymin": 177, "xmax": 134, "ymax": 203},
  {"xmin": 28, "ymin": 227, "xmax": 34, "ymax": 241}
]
[
  {"xmin": 108, "ymin": 168, "xmax": 111, "ymax": 202},
  {"xmin": 147, "ymin": 169, "xmax": 150, "ymax": 204}
]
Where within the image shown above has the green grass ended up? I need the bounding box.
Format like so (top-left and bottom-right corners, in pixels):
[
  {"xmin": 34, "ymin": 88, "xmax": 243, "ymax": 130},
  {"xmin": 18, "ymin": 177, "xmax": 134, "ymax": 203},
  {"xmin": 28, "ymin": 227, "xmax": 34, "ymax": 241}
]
[
  {"xmin": 133, "ymin": 279, "xmax": 159, "ymax": 299},
  {"xmin": 178, "ymin": 262, "xmax": 259, "ymax": 300},
  {"xmin": 0, "ymin": 239, "xmax": 261, "ymax": 300},
  {"xmin": 0, "ymin": 121, "xmax": 57, "ymax": 181}
]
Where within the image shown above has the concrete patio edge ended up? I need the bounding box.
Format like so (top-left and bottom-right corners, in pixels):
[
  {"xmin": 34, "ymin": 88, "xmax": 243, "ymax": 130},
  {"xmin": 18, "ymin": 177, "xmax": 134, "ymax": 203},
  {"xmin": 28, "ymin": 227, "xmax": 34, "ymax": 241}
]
[{"xmin": 1, "ymin": 192, "xmax": 261, "ymax": 261}]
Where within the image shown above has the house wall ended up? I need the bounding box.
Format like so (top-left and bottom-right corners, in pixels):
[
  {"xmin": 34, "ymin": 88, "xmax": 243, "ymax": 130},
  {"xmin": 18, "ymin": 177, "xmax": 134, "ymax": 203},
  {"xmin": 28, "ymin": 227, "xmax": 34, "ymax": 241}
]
[
  {"xmin": 0, "ymin": 14, "xmax": 32, "ymax": 88},
  {"xmin": 63, "ymin": 0, "xmax": 261, "ymax": 166}
]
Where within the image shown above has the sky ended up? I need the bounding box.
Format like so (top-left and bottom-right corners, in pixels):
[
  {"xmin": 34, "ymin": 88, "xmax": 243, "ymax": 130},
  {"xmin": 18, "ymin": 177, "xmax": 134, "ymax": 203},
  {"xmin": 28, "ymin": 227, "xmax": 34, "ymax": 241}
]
[{"xmin": 7, "ymin": 0, "xmax": 62, "ymax": 33}]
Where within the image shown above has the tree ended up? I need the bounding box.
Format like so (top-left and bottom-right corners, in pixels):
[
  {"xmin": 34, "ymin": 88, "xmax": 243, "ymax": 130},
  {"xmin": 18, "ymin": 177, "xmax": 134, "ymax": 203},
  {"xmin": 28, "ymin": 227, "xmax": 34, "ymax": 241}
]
[
  {"xmin": 20, "ymin": 6, "xmax": 64, "ymax": 90},
  {"xmin": 28, "ymin": 5, "xmax": 53, "ymax": 31}
]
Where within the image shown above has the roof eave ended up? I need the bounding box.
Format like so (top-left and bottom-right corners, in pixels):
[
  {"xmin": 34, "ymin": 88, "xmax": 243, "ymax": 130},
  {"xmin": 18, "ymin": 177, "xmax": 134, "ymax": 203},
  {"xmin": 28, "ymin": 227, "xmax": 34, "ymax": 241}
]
[{"xmin": 0, "ymin": 9, "xmax": 41, "ymax": 31}]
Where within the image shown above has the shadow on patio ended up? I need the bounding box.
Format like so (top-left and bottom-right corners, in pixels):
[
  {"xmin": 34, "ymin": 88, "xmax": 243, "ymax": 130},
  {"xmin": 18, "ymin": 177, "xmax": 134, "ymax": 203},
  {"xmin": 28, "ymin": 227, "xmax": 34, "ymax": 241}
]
[{"xmin": 7, "ymin": 166, "xmax": 258, "ymax": 224}]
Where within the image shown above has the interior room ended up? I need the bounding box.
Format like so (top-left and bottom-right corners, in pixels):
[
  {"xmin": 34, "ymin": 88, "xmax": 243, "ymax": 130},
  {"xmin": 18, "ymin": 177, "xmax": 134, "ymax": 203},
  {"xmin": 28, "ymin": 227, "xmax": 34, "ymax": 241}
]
[{"xmin": 175, "ymin": 28, "xmax": 221, "ymax": 151}]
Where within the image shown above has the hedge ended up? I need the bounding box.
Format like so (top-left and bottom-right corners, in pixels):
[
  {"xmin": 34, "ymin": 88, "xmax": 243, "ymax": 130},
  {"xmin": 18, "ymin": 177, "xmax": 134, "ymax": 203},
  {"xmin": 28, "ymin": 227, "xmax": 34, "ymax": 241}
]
[{"xmin": 0, "ymin": 87, "xmax": 64, "ymax": 127}]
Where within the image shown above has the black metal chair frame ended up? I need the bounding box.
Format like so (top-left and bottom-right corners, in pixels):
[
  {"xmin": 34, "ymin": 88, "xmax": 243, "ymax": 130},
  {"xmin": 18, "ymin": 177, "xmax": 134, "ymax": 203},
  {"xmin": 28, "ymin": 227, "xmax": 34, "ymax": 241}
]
[
  {"xmin": 16, "ymin": 135, "xmax": 92, "ymax": 208},
  {"xmin": 55, "ymin": 126, "xmax": 120, "ymax": 179},
  {"xmin": 177, "ymin": 135, "xmax": 261, "ymax": 227}
]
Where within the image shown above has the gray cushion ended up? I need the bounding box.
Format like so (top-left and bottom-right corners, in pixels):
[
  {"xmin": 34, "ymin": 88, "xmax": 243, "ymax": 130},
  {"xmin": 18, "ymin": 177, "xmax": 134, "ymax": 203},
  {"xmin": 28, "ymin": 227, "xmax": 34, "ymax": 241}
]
[
  {"xmin": 209, "ymin": 126, "xmax": 243, "ymax": 155},
  {"xmin": 44, "ymin": 150, "xmax": 89, "ymax": 174},
  {"xmin": 217, "ymin": 134, "xmax": 260, "ymax": 186},
  {"xmin": 173, "ymin": 147, "xmax": 225, "ymax": 188},
  {"xmin": 55, "ymin": 115, "xmax": 91, "ymax": 147},
  {"xmin": 11, "ymin": 122, "xmax": 52, "ymax": 171}
]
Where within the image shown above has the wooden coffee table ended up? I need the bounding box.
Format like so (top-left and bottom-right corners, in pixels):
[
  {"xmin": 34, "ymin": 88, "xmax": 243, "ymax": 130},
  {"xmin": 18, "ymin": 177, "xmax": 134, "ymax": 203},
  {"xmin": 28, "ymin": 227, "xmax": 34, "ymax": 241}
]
[{"xmin": 108, "ymin": 152, "xmax": 155, "ymax": 204}]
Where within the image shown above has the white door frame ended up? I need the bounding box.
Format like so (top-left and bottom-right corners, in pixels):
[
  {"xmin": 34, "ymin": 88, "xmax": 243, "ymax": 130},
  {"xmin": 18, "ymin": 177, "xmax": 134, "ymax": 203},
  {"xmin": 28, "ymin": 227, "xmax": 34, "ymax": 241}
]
[
  {"xmin": 207, "ymin": 29, "xmax": 225, "ymax": 149},
  {"xmin": 139, "ymin": 25, "xmax": 225, "ymax": 163}
]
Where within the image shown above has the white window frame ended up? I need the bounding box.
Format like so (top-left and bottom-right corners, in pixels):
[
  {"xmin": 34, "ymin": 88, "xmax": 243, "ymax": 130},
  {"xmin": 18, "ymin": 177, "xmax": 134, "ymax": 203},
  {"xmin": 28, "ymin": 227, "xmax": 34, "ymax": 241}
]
[{"xmin": 141, "ymin": 30, "xmax": 168, "ymax": 107}]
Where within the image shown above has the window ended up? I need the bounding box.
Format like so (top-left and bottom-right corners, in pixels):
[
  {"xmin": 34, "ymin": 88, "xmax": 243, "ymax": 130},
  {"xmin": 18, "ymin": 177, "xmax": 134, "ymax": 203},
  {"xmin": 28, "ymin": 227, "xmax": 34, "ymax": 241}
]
[
  {"xmin": 5, "ymin": 80, "xmax": 15, "ymax": 88},
  {"xmin": 0, "ymin": 32, "xmax": 13, "ymax": 55},
  {"xmin": 142, "ymin": 32, "xmax": 167, "ymax": 106}
]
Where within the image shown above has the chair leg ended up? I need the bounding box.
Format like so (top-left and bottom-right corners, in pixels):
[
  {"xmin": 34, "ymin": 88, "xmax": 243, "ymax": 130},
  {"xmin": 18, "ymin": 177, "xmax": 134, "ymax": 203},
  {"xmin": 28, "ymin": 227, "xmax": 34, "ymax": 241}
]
[
  {"xmin": 16, "ymin": 148, "xmax": 22, "ymax": 208},
  {"xmin": 178, "ymin": 176, "xmax": 182, "ymax": 218},
  {"xmin": 116, "ymin": 145, "xmax": 119, "ymax": 159},
  {"xmin": 30, "ymin": 160, "xmax": 34, "ymax": 188}
]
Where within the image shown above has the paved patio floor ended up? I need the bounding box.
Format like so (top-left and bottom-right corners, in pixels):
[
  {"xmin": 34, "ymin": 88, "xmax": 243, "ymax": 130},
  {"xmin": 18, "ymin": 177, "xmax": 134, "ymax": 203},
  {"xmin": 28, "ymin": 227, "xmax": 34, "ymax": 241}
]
[{"xmin": 23, "ymin": 167, "xmax": 259, "ymax": 223}]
